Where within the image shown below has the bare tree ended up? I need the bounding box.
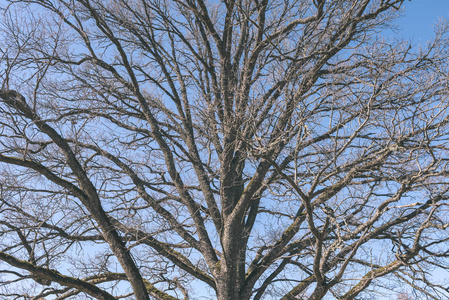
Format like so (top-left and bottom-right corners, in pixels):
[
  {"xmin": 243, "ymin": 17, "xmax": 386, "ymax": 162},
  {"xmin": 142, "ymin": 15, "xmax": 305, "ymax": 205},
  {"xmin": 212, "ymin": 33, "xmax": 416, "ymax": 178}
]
[{"xmin": 0, "ymin": 0, "xmax": 448, "ymax": 299}]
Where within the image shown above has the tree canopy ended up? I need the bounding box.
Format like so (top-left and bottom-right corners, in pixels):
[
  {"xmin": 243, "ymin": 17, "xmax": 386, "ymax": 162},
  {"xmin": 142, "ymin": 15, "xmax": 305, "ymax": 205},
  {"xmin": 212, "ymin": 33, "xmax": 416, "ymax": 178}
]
[{"xmin": 0, "ymin": 0, "xmax": 448, "ymax": 299}]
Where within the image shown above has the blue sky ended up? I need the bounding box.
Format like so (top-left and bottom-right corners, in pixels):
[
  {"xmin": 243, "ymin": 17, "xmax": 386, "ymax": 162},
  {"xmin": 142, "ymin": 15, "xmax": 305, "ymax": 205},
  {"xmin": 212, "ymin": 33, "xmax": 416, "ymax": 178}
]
[{"xmin": 397, "ymin": 0, "xmax": 449, "ymax": 41}]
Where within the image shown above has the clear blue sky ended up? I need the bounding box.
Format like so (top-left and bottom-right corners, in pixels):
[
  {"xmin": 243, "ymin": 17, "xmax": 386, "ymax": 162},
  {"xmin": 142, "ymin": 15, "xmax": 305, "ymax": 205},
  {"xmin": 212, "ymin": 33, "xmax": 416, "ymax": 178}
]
[{"xmin": 397, "ymin": 0, "xmax": 449, "ymax": 41}]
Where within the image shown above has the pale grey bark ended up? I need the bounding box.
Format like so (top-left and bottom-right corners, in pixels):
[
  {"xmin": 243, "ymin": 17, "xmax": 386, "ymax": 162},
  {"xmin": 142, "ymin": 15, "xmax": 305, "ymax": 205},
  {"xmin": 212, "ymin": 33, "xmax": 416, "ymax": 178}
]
[{"xmin": 0, "ymin": 0, "xmax": 448, "ymax": 299}]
